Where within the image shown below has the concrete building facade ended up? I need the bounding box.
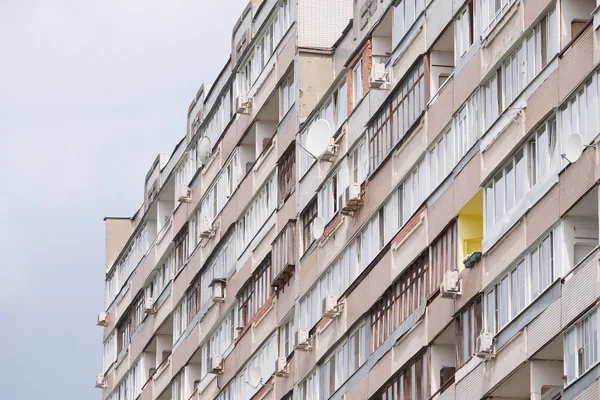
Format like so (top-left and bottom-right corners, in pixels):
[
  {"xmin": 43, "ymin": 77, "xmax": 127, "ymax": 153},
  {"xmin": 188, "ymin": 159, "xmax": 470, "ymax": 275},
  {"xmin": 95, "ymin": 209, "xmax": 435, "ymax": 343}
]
[{"xmin": 97, "ymin": 0, "xmax": 600, "ymax": 399}]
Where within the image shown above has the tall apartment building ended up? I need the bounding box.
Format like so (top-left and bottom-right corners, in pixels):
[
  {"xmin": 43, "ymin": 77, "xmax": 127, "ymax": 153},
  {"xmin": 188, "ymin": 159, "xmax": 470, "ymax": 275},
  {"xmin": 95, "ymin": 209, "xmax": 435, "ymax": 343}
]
[{"xmin": 97, "ymin": 0, "xmax": 600, "ymax": 399}]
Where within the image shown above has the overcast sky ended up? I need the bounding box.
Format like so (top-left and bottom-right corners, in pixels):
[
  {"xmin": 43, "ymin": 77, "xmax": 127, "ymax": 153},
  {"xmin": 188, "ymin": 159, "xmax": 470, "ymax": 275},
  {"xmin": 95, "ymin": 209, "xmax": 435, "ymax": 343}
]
[{"xmin": 0, "ymin": 1, "xmax": 246, "ymax": 398}]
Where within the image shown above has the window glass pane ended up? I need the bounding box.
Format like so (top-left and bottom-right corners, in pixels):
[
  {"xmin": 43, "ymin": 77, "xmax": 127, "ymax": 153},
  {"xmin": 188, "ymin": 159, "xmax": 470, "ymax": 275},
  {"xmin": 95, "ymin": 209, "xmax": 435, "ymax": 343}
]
[
  {"xmin": 494, "ymin": 173, "xmax": 504, "ymax": 223},
  {"xmin": 515, "ymin": 149, "xmax": 525, "ymax": 201},
  {"xmin": 505, "ymin": 161, "xmax": 514, "ymax": 211}
]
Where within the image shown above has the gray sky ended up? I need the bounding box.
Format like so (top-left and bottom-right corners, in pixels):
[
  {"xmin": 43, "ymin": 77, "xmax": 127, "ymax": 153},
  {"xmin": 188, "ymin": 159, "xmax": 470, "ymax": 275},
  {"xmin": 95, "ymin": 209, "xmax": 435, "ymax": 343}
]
[{"xmin": 0, "ymin": 1, "xmax": 246, "ymax": 398}]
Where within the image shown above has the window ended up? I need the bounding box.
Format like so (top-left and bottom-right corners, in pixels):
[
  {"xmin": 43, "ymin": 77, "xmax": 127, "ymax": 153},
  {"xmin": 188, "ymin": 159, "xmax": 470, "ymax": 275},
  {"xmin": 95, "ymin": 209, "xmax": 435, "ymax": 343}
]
[
  {"xmin": 376, "ymin": 353, "xmax": 428, "ymax": 400},
  {"xmin": 485, "ymin": 118, "xmax": 556, "ymax": 233},
  {"xmin": 107, "ymin": 224, "xmax": 149, "ymax": 307},
  {"xmin": 272, "ymin": 221, "xmax": 296, "ymax": 286},
  {"xmin": 186, "ymin": 277, "xmax": 201, "ymax": 326},
  {"xmin": 350, "ymin": 137, "xmax": 368, "ymax": 185},
  {"xmin": 429, "ymin": 223, "xmax": 457, "ymax": 295},
  {"xmin": 103, "ymin": 332, "xmax": 117, "ymax": 373},
  {"xmin": 565, "ymin": 308, "xmax": 599, "ymax": 383},
  {"xmin": 336, "ymin": 80, "xmax": 348, "ymax": 130},
  {"xmin": 278, "ymin": 146, "xmax": 296, "ymax": 205},
  {"xmin": 237, "ymin": 256, "xmax": 272, "ymax": 328},
  {"xmin": 393, "ymin": 0, "xmax": 426, "ymax": 46},
  {"xmin": 321, "ymin": 322, "xmax": 368, "ymax": 398},
  {"xmin": 300, "ymin": 201, "xmax": 318, "ymax": 255},
  {"xmin": 237, "ymin": 174, "xmax": 277, "ymax": 254},
  {"xmin": 199, "ymin": 309, "xmax": 235, "ymax": 378},
  {"xmin": 145, "ymin": 251, "xmax": 174, "ymax": 305},
  {"xmin": 117, "ymin": 313, "xmax": 132, "ymax": 355},
  {"xmin": 133, "ymin": 295, "xmax": 144, "ymax": 330},
  {"xmin": 280, "ymin": 0, "xmax": 294, "ymax": 34},
  {"xmin": 369, "ymin": 60, "xmax": 426, "ymax": 171},
  {"xmin": 455, "ymin": 3, "xmax": 473, "ymax": 60},
  {"xmin": 352, "ymin": 60, "xmax": 363, "ymax": 106},
  {"xmin": 456, "ymin": 298, "xmax": 482, "ymax": 366},
  {"xmin": 318, "ymin": 163, "xmax": 348, "ymax": 224},
  {"xmin": 279, "ymin": 319, "xmax": 295, "ymax": 358},
  {"xmin": 298, "ymin": 370, "xmax": 318, "ymax": 400},
  {"xmin": 501, "ymin": 9, "xmax": 557, "ymax": 109},
  {"xmin": 485, "ymin": 149, "xmax": 525, "ymax": 232},
  {"xmin": 485, "ymin": 226, "xmax": 560, "ymax": 333},
  {"xmin": 560, "ymin": 70, "xmax": 600, "ymax": 148},
  {"xmin": 173, "ymin": 300, "xmax": 187, "ymax": 343},
  {"xmin": 429, "ymin": 126, "xmax": 456, "ymax": 190},
  {"xmin": 172, "ymin": 372, "xmax": 185, "ymax": 400},
  {"xmin": 105, "ymin": 359, "xmax": 143, "ymax": 400},
  {"xmin": 174, "ymin": 227, "xmax": 189, "ymax": 273},
  {"xmin": 370, "ymin": 255, "xmax": 427, "ymax": 351},
  {"xmin": 483, "ymin": 71, "xmax": 501, "ymax": 131},
  {"xmin": 280, "ymin": 72, "xmax": 295, "ymax": 119},
  {"xmin": 477, "ymin": 0, "xmax": 516, "ymax": 37},
  {"xmin": 528, "ymin": 118, "xmax": 556, "ymax": 185}
]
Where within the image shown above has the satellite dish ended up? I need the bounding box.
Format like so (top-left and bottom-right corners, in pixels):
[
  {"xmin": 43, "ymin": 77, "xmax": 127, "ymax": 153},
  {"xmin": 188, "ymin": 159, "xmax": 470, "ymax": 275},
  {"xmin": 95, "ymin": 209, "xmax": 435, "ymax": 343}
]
[
  {"xmin": 306, "ymin": 119, "xmax": 332, "ymax": 158},
  {"xmin": 563, "ymin": 133, "xmax": 584, "ymax": 162},
  {"xmin": 312, "ymin": 216, "xmax": 325, "ymax": 240},
  {"xmin": 197, "ymin": 136, "xmax": 212, "ymax": 165},
  {"xmin": 248, "ymin": 366, "xmax": 262, "ymax": 388}
]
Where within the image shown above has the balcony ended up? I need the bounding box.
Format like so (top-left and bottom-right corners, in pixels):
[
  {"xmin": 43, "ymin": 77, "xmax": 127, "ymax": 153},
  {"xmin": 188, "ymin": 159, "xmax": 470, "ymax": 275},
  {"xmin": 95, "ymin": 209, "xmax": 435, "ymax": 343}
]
[{"xmin": 271, "ymin": 221, "xmax": 296, "ymax": 290}]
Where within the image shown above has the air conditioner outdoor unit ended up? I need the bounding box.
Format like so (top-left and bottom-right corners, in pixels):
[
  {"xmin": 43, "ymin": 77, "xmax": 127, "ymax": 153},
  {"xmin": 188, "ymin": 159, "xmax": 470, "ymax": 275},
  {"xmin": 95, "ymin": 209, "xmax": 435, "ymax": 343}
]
[
  {"xmin": 209, "ymin": 355, "xmax": 223, "ymax": 374},
  {"xmin": 275, "ymin": 357, "xmax": 289, "ymax": 377},
  {"xmin": 322, "ymin": 295, "xmax": 340, "ymax": 318},
  {"xmin": 199, "ymin": 217, "xmax": 214, "ymax": 239},
  {"xmin": 341, "ymin": 183, "xmax": 363, "ymax": 216},
  {"xmin": 97, "ymin": 312, "xmax": 108, "ymax": 327},
  {"xmin": 370, "ymin": 62, "xmax": 390, "ymax": 89},
  {"xmin": 144, "ymin": 297, "xmax": 156, "ymax": 314},
  {"xmin": 475, "ymin": 330, "xmax": 494, "ymax": 358},
  {"xmin": 177, "ymin": 185, "xmax": 191, "ymax": 203},
  {"xmin": 95, "ymin": 373, "xmax": 106, "ymax": 388},
  {"xmin": 440, "ymin": 270, "xmax": 461, "ymax": 298},
  {"xmin": 210, "ymin": 278, "xmax": 227, "ymax": 303},
  {"xmin": 319, "ymin": 139, "xmax": 338, "ymax": 162},
  {"xmin": 295, "ymin": 328, "xmax": 311, "ymax": 350},
  {"xmin": 236, "ymin": 95, "xmax": 251, "ymax": 114}
]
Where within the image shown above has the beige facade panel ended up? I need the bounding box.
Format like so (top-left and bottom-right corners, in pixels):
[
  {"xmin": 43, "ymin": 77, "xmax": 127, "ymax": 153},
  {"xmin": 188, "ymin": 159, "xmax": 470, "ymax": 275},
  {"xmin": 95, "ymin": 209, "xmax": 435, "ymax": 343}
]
[
  {"xmin": 295, "ymin": 346, "xmax": 317, "ymax": 384},
  {"xmin": 392, "ymin": 210, "xmax": 427, "ymax": 278},
  {"xmin": 454, "ymin": 261, "xmax": 483, "ymax": 311},
  {"xmin": 482, "ymin": 222, "xmax": 526, "ymax": 288},
  {"xmin": 276, "ymin": 109, "xmax": 297, "ymax": 160},
  {"xmin": 453, "ymin": 153, "xmax": 481, "ymax": 212},
  {"xmin": 573, "ymin": 380, "xmax": 600, "ymax": 400},
  {"xmin": 298, "ymin": 53, "xmax": 334, "ymax": 118},
  {"xmin": 298, "ymin": 248, "xmax": 318, "ymax": 298},
  {"xmin": 346, "ymin": 375, "xmax": 369, "ymax": 400},
  {"xmin": 428, "ymin": 183, "xmax": 456, "ymax": 241},
  {"xmin": 559, "ymin": 149, "xmax": 596, "ymax": 215},
  {"xmin": 525, "ymin": 185, "xmax": 559, "ymax": 247},
  {"xmin": 453, "ymin": 51, "xmax": 481, "ymax": 112},
  {"xmin": 427, "ymin": 81, "xmax": 454, "ymax": 145},
  {"xmin": 105, "ymin": 218, "xmax": 133, "ymax": 271},
  {"xmin": 559, "ymin": 27, "xmax": 594, "ymax": 103},
  {"xmin": 275, "ymin": 284, "xmax": 295, "ymax": 325},
  {"xmin": 427, "ymin": 295, "xmax": 455, "ymax": 341},
  {"xmin": 526, "ymin": 298, "xmax": 561, "ymax": 357},
  {"xmin": 525, "ymin": 68, "xmax": 559, "ymax": 134},
  {"xmin": 367, "ymin": 349, "xmax": 394, "ymax": 398},
  {"xmin": 425, "ymin": 0, "xmax": 453, "ymax": 50},
  {"xmin": 561, "ymin": 249, "xmax": 599, "ymax": 328}
]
